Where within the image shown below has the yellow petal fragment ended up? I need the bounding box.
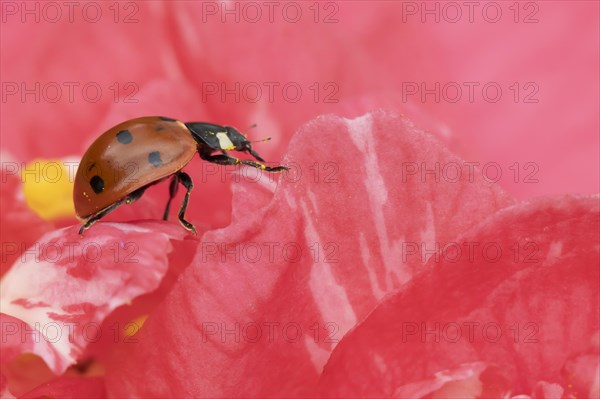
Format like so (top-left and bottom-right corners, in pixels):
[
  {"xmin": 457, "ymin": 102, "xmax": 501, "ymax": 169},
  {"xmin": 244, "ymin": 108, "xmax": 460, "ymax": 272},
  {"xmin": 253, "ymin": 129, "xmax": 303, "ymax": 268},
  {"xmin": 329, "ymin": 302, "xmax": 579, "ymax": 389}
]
[{"xmin": 22, "ymin": 159, "xmax": 76, "ymax": 220}]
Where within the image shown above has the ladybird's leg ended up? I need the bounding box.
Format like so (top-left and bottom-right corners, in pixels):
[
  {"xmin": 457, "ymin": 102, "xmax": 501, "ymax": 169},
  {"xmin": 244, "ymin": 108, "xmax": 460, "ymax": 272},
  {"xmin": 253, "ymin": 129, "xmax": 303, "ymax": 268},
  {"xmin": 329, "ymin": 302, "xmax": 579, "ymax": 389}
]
[
  {"xmin": 78, "ymin": 187, "xmax": 147, "ymax": 236},
  {"xmin": 246, "ymin": 148, "xmax": 266, "ymax": 163},
  {"xmin": 79, "ymin": 200, "xmax": 125, "ymax": 236},
  {"xmin": 175, "ymin": 171, "xmax": 197, "ymax": 235},
  {"xmin": 162, "ymin": 174, "xmax": 180, "ymax": 221},
  {"xmin": 125, "ymin": 186, "xmax": 147, "ymax": 204},
  {"xmin": 223, "ymin": 145, "xmax": 266, "ymax": 163},
  {"xmin": 203, "ymin": 154, "xmax": 288, "ymax": 173},
  {"xmin": 221, "ymin": 145, "xmax": 265, "ymax": 162}
]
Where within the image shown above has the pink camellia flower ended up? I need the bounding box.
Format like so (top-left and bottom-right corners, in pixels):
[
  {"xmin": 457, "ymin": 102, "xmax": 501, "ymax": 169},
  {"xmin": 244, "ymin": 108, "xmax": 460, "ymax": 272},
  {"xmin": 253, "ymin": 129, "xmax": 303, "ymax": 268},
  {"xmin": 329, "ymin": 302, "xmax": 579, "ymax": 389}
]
[{"xmin": 1, "ymin": 2, "xmax": 598, "ymax": 398}]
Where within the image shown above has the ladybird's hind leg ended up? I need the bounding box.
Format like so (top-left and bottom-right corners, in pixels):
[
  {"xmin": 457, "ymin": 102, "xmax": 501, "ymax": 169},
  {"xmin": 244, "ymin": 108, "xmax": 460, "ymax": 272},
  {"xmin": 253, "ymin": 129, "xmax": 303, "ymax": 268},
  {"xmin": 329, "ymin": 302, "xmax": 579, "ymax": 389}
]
[
  {"xmin": 78, "ymin": 187, "xmax": 147, "ymax": 236},
  {"xmin": 175, "ymin": 171, "xmax": 197, "ymax": 235},
  {"xmin": 202, "ymin": 153, "xmax": 288, "ymax": 173},
  {"xmin": 162, "ymin": 174, "xmax": 180, "ymax": 221}
]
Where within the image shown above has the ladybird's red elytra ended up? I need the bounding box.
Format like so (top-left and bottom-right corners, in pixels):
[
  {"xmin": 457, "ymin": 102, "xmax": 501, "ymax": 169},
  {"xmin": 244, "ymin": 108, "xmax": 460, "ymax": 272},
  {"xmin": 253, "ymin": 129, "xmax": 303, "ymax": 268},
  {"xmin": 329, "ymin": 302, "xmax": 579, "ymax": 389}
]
[{"xmin": 73, "ymin": 116, "xmax": 288, "ymax": 236}]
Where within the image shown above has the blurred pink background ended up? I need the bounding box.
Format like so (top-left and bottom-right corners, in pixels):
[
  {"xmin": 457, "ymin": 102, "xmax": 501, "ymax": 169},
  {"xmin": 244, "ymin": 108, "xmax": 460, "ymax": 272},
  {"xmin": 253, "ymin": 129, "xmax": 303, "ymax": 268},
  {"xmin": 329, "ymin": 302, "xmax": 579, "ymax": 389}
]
[{"xmin": 1, "ymin": 1, "xmax": 598, "ymax": 215}]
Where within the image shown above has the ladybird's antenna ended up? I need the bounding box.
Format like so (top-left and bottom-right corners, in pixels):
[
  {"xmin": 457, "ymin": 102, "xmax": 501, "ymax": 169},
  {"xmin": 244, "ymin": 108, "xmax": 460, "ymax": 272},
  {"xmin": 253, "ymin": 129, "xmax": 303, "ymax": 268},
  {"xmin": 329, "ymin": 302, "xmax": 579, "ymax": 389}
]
[
  {"xmin": 244, "ymin": 123, "xmax": 271, "ymax": 144},
  {"xmin": 250, "ymin": 137, "xmax": 271, "ymax": 143}
]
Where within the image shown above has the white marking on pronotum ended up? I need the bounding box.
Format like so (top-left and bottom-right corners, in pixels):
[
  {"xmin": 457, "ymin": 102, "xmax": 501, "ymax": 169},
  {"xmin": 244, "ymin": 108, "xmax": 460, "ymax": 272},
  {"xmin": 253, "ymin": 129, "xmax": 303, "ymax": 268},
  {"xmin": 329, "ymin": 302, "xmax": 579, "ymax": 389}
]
[
  {"xmin": 345, "ymin": 113, "xmax": 411, "ymax": 296},
  {"xmin": 216, "ymin": 132, "xmax": 235, "ymax": 150}
]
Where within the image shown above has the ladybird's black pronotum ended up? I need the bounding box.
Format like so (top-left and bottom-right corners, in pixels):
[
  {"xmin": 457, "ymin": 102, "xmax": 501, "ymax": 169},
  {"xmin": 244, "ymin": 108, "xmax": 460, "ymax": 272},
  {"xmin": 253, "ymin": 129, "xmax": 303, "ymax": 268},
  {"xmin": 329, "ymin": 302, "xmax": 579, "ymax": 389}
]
[{"xmin": 73, "ymin": 116, "xmax": 287, "ymax": 236}]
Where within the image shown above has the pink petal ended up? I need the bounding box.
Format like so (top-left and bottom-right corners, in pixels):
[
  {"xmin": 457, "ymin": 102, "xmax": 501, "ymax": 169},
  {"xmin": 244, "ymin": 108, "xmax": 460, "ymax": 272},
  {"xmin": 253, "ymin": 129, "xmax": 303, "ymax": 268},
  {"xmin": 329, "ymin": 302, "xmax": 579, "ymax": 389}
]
[
  {"xmin": 316, "ymin": 195, "xmax": 599, "ymax": 398},
  {"xmin": 0, "ymin": 314, "xmax": 59, "ymax": 368},
  {"xmin": 105, "ymin": 110, "xmax": 515, "ymax": 397},
  {"xmin": 0, "ymin": 313, "xmax": 59, "ymax": 397},
  {"xmin": 20, "ymin": 376, "xmax": 105, "ymax": 399},
  {"xmin": 0, "ymin": 168, "xmax": 54, "ymax": 277},
  {"xmin": 0, "ymin": 221, "xmax": 196, "ymax": 376}
]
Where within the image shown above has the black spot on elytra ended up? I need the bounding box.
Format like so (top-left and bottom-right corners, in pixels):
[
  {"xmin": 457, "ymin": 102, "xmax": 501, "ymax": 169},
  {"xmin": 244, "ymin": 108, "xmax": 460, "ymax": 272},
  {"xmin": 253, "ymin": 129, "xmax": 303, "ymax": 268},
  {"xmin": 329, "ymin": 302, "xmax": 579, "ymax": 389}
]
[
  {"xmin": 116, "ymin": 130, "xmax": 133, "ymax": 144},
  {"xmin": 155, "ymin": 124, "xmax": 165, "ymax": 132},
  {"xmin": 90, "ymin": 175, "xmax": 104, "ymax": 194},
  {"xmin": 148, "ymin": 151, "xmax": 163, "ymax": 167},
  {"xmin": 159, "ymin": 116, "xmax": 177, "ymax": 122}
]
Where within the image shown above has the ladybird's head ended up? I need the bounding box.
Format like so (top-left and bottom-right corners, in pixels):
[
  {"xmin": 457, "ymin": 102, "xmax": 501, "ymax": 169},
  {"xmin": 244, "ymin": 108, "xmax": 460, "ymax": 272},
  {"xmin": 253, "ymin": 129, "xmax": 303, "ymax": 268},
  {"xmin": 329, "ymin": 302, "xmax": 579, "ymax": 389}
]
[
  {"xmin": 225, "ymin": 126, "xmax": 268, "ymax": 162},
  {"xmin": 185, "ymin": 122, "xmax": 271, "ymax": 162}
]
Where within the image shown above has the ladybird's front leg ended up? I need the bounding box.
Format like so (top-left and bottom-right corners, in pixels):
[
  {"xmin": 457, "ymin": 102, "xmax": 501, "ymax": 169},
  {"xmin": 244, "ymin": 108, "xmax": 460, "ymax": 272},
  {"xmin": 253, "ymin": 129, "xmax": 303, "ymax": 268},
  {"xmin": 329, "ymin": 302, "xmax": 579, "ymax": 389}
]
[
  {"xmin": 78, "ymin": 199, "xmax": 125, "ymax": 236},
  {"xmin": 246, "ymin": 148, "xmax": 266, "ymax": 163},
  {"xmin": 203, "ymin": 154, "xmax": 288, "ymax": 173}
]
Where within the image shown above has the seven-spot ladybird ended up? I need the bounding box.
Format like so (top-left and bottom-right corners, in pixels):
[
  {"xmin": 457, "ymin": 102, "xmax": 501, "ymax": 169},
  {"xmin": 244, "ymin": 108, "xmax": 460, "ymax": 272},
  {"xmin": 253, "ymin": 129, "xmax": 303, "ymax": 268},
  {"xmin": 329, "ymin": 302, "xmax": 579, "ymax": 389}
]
[{"xmin": 73, "ymin": 116, "xmax": 287, "ymax": 236}]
